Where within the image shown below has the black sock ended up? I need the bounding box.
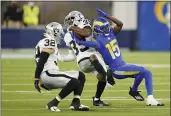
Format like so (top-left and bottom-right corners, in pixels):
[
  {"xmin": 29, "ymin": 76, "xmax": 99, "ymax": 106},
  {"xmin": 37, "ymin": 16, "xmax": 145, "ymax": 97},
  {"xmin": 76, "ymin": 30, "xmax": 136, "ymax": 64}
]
[
  {"xmin": 48, "ymin": 98, "xmax": 60, "ymax": 106},
  {"xmin": 91, "ymin": 60, "xmax": 106, "ymax": 78},
  {"xmin": 74, "ymin": 72, "xmax": 86, "ymax": 96},
  {"xmin": 95, "ymin": 81, "xmax": 106, "ymax": 99},
  {"xmin": 59, "ymin": 78, "xmax": 79, "ymax": 99}
]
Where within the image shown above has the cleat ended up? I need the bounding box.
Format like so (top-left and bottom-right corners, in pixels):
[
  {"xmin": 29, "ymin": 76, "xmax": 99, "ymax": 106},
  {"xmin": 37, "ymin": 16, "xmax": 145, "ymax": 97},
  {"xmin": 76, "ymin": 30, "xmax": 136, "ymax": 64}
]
[
  {"xmin": 46, "ymin": 105, "xmax": 60, "ymax": 112},
  {"xmin": 46, "ymin": 98, "xmax": 60, "ymax": 112},
  {"xmin": 146, "ymin": 98, "xmax": 164, "ymax": 106},
  {"xmin": 93, "ymin": 97, "xmax": 110, "ymax": 106},
  {"xmin": 69, "ymin": 98, "xmax": 89, "ymax": 111},
  {"xmin": 69, "ymin": 104, "xmax": 90, "ymax": 111},
  {"xmin": 129, "ymin": 87, "xmax": 144, "ymax": 101}
]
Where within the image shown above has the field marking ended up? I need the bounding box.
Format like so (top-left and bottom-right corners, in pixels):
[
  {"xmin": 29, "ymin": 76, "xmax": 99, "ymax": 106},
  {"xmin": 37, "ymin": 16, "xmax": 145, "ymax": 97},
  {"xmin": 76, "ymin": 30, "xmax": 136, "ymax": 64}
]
[
  {"xmin": 1, "ymin": 90, "xmax": 170, "ymax": 93},
  {"xmin": 2, "ymin": 82, "xmax": 170, "ymax": 86},
  {"xmin": 2, "ymin": 98, "xmax": 170, "ymax": 102},
  {"xmin": 2, "ymin": 107, "xmax": 170, "ymax": 111}
]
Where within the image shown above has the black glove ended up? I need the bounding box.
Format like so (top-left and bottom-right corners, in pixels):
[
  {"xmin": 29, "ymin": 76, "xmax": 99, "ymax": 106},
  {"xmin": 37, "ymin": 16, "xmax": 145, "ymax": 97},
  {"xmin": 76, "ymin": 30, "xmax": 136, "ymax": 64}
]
[
  {"xmin": 34, "ymin": 79, "xmax": 41, "ymax": 93},
  {"xmin": 40, "ymin": 84, "xmax": 52, "ymax": 91}
]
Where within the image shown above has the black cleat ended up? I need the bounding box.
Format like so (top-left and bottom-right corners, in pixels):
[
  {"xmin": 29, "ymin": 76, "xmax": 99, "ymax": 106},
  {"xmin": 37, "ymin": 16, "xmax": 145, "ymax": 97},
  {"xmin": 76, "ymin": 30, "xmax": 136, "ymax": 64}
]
[
  {"xmin": 93, "ymin": 97, "xmax": 110, "ymax": 106},
  {"xmin": 46, "ymin": 98, "xmax": 60, "ymax": 112},
  {"xmin": 69, "ymin": 98, "xmax": 90, "ymax": 111},
  {"xmin": 129, "ymin": 87, "xmax": 144, "ymax": 101}
]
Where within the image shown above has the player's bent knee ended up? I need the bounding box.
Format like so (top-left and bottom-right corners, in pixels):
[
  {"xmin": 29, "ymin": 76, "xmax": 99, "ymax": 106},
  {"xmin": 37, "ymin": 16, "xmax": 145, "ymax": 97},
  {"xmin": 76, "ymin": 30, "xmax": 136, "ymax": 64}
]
[
  {"xmin": 70, "ymin": 78, "xmax": 80, "ymax": 88},
  {"xmin": 78, "ymin": 71, "xmax": 86, "ymax": 83},
  {"xmin": 141, "ymin": 67, "xmax": 152, "ymax": 78},
  {"xmin": 144, "ymin": 68, "xmax": 152, "ymax": 77},
  {"xmin": 97, "ymin": 73, "xmax": 106, "ymax": 82}
]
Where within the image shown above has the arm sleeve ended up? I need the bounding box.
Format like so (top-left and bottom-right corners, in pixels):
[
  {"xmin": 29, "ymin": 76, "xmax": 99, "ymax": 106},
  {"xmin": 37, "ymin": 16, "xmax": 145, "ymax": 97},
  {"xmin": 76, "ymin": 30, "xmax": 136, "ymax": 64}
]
[
  {"xmin": 34, "ymin": 52, "xmax": 49, "ymax": 79},
  {"xmin": 75, "ymin": 38, "xmax": 100, "ymax": 48}
]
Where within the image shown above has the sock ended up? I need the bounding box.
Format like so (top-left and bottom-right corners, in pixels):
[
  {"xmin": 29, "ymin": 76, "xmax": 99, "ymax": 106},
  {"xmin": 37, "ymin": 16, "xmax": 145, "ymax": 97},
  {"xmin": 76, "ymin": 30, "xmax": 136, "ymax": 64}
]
[
  {"xmin": 147, "ymin": 95, "xmax": 154, "ymax": 100},
  {"xmin": 132, "ymin": 75, "xmax": 144, "ymax": 91},
  {"xmin": 144, "ymin": 70, "xmax": 153, "ymax": 95},
  {"xmin": 95, "ymin": 81, "xmax": 106, "ymax": 99},
  {"xmin": 74, "ymin": 95, "xmax": 80, "ymax": 99},
  {"xmin": 132, "ymin": 69, "xmax": 153, "ymax": 95},
  {"xmin": 59, "ymin": 78, "xmax": 79, "ymax": 99},
  {"xmin": 74, "ymin": 72, "xmax": 85, "ymax": 96},
  {"xmin": 49, "ymin": 97, "xmax": 60, "ymax": 106},
  {"xmin": 71, "ymin": 95, "xmax": 81, "ymax": 106},
  {"xmin": 56, "ymin": 95, "xmax": 61, "ymax": 101}
]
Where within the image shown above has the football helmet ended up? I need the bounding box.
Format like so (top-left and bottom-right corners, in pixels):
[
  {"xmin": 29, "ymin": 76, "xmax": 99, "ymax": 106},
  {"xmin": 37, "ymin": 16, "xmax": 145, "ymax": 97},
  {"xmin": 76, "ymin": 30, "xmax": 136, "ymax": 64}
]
[
  {"xmin": 64, "ymin": 11, "xmax": 85, "ymax": 27},
  {"xmin": 45, "ymin": 22, "xmax": 64, "ymax": 44},
  {"xmin": 92, "ymin": 17, "xmax": 111, "ymax": 36}
]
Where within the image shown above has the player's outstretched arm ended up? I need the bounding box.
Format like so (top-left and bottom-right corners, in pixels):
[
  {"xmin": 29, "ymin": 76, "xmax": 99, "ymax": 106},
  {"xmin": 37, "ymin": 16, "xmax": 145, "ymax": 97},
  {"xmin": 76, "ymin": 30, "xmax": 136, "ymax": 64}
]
[
  {"xmin": 57, "ymin": 48, "xmax": 76, "ymax": 62},
  {"xmin": 69, "ymin": 26, "xmax": 92, "ymax": 38},
  {"xmin": 34, "ymin": 48, "xmax": 54, "ymax": 93},
  {"xmin": 75, "ymin": 37, "xmax": 100, "ymax": 49},
  {"xmin": 96, "ymin": 8, "xmax": 123, "ymax": 34},
  {"xmin": 107, "ymin": 15, "xmax": 123, "ymax": 34}
]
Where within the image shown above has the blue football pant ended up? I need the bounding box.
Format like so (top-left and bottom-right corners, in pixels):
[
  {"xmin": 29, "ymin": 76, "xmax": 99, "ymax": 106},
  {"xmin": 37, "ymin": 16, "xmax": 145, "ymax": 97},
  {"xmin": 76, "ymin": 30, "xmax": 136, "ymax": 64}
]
[{"xmin": 112, "ymin": 64, "xmax": 153, "ymax": 95}]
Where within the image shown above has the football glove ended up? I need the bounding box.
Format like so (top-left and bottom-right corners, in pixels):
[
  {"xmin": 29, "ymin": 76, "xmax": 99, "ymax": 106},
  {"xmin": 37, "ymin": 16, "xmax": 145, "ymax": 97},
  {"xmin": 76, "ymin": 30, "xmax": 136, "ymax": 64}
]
[
  {"xmin": 96, "ymin": 8, "xmax": 109, "ymax": 18},
  {"xmin": 34, "ymin": 79, "xmax": 51, "ymax": 93},
  {"xmin": 40, "ymin": 84, "xmax": 52, "ymax": 91},
  {"xmin": 34, "ymin": 79, "xmax": 41, "ymax": 93}
]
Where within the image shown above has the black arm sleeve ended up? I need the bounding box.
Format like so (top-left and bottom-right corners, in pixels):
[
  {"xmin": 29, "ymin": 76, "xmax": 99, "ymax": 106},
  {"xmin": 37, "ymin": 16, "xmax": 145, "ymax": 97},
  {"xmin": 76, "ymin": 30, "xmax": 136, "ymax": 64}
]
[{"xmin": 34, "ymin": 52, "xmax": 50, "ymax": 79}]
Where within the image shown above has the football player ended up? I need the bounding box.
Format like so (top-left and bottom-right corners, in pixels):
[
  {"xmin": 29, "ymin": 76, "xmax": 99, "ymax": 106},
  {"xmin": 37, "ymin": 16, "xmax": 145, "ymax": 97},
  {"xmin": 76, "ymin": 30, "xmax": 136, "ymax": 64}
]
[
  {"xmin": 73, "ymin": 8, "xmax": 164, "ymax": 106},
  {"xmin": 58, "ymin": 11, "xmax": 114, "ymax": 106},
  {"xmin": 34, "ymin": 22, "xmax": 90, "ymax": 112}
]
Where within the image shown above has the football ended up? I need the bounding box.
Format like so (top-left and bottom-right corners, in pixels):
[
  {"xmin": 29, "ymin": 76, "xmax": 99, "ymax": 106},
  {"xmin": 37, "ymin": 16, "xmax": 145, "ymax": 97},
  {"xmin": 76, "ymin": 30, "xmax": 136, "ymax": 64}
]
[{"xmin": 74, "ymin": 32, "xmax": 86, "ymax": 41}]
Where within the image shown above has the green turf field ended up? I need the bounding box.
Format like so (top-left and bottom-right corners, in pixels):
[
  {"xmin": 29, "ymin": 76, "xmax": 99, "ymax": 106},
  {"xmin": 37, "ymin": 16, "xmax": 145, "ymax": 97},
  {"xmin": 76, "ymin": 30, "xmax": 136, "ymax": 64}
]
[{"xmin": 1, "ymin": 52, "xmax": 170, "ymax": 116}]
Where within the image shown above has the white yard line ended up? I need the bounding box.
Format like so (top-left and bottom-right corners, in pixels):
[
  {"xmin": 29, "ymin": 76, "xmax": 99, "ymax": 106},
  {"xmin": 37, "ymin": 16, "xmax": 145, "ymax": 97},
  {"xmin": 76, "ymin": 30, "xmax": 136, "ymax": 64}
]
[
  {"xmin": 1, "ymin": 82, "xmax": 170, "ymax": 86},
  {"xmin": 1, "ymin": 107, "xmax": 170, "ymax": 111},
  {"xmin": 2, "ymin": 98, "xmax": 170, "ymax": 102},
  {"xmin": 1, "ymin": 90, "xmax": 170, "ymax": 93}
]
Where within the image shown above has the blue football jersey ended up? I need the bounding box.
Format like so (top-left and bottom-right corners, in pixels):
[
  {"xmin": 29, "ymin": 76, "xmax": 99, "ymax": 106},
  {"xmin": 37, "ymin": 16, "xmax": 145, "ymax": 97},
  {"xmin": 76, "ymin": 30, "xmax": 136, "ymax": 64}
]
[{"xmin": 94, "ymin": 28, "xmax": 125, "ymax": 70}]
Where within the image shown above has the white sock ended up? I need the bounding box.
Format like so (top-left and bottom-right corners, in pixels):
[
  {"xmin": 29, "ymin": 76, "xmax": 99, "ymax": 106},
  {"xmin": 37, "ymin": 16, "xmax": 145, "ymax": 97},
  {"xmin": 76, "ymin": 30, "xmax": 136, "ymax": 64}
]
[
  {"xmin": 94, "ymin": 97, "xmax": 99, "ymax": 101},
  {"xmin": 147, "ymin": 95, "xmax": 154, "ymax": 100},
  {"xmin": 56, "ymin": 95, "xmax": 62, "ymax": 101},
  {"xmin": 74, "ymin": 95, "xmax": 80, "ymax": 99}
]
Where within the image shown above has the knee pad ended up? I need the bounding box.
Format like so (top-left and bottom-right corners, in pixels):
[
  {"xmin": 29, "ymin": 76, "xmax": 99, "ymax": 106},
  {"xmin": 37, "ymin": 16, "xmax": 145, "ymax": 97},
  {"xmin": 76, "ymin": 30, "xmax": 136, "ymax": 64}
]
[{"xmin": 78, "ymin": 71, "xmax": 86, "ymax": 84}]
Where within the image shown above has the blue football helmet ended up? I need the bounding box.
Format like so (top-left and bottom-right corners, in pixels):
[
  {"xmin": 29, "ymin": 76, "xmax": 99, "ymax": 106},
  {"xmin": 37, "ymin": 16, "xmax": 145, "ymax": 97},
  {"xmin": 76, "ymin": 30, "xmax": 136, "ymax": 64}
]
[{"xmin": 92, "ymin": 17, "xmax": 111, "ymax": 36}]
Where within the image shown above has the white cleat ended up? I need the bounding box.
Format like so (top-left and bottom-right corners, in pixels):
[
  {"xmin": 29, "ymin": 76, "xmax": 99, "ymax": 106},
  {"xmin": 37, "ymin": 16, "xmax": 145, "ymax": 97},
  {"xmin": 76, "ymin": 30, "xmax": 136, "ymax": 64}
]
[
  {"xmin": 69, "ymin": 104, "xmax": 90, "ymax": 111},
  {"xmin": 46, "ymin": 105, "xmax": 61, "ymax": 112},
  {"xmin": 146, "ymin": 98, "xmax": 164, "ymax": 106}
]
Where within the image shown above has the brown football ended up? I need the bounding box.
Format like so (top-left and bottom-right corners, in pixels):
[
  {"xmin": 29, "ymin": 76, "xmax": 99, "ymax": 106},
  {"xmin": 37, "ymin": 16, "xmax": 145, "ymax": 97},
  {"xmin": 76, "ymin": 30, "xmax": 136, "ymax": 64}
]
[{"xmin": 74, "ymin": 33, "xmax": 86, "ymax": 41}]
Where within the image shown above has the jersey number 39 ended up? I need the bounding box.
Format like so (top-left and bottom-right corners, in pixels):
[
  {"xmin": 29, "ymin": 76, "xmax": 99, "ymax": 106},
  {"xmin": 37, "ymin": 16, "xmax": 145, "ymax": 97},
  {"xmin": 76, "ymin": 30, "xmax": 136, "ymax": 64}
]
[{"xmin": 105, "ymin": 39, "xmax": 120, "ymax": 59}]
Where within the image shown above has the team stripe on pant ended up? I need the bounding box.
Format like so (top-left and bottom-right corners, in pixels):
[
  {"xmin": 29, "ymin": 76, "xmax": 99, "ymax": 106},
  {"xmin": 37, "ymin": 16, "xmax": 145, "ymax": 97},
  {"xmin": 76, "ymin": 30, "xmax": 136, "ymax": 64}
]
[
  {"xmin": 45, "ymin": 71, "xmax": 72, "ymax": 79},
  {"xmin": 114, "ymin": 71, "xmax": 140, "ymax": 75}
]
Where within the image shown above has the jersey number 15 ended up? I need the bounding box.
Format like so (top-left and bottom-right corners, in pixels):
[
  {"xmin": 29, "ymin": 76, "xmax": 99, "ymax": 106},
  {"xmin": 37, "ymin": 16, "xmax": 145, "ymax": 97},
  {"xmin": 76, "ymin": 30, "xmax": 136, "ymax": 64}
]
[{"xmin": 105, "ymin": 39, "xmax": 121, "ymax": 59}]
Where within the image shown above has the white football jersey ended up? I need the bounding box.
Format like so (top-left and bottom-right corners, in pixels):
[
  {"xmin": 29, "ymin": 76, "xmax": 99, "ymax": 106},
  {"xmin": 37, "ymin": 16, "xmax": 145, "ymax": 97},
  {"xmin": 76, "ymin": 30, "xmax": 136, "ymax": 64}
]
[
  {"xmin": 35, "ymin": 36, "xmax": 59, "ymax": 72},
  {"xmin": 64, "ymin": 19, "xmax": 97, "ymax": 62}
]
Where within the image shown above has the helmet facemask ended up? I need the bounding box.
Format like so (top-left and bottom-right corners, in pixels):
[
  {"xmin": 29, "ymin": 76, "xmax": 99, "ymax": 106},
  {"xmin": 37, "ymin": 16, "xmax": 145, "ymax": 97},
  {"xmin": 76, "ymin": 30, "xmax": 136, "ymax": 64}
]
[
  {"xmin": 64, "ymin": 11, "xmax": 85, "ymax": 28},
  {"xmin": 45, "ymin": 22, "xmax": 64, "ymax": 45}
]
